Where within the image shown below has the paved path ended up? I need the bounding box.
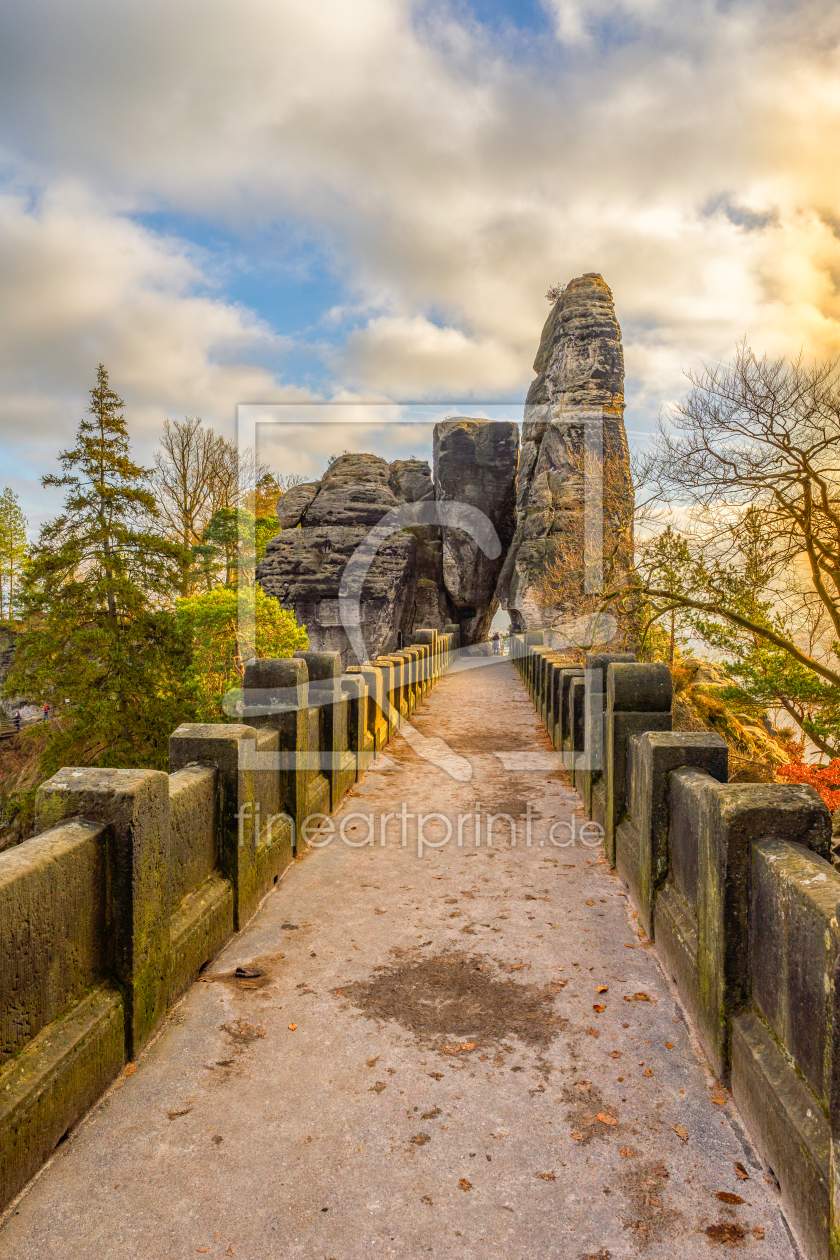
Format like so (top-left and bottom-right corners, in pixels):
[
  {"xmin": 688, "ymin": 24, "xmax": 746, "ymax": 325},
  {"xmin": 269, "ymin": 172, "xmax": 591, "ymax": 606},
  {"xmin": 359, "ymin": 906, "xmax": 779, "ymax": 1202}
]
[{"xmin": 1, "ymin": 661, "xmax": 801, "ymax": 1259}]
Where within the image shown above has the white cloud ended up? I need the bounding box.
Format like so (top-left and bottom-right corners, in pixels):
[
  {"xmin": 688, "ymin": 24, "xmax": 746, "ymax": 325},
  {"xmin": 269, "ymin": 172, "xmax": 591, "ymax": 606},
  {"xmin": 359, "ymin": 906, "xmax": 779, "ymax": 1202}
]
[{"xmin": 0, "ymin": 0, "xmax": 840, "ymax": 504}]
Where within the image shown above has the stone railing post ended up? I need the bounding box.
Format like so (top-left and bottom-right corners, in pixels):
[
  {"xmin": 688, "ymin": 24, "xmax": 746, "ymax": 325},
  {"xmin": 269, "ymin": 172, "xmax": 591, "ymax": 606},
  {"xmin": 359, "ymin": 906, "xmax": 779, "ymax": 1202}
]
[
  {"xmin": 34, "ymin": 768, "xmax": 171, "ymax": 1058},
  {"xmin": 294, "ymin": 650, "xmax": 345, "ymax": 810},
  {"xmin": 169, "ymin": 723, "xmax": 261, "ymax": 931},
  {"xmin": 617, "ymin": 730, "xmax": 728, "ymax": 938},
  {"xmin": 241, "ymin": 657, "xmax": 309, "ymax": 849},
  {"xmin": 579, "ymin": 652, "xmax": 636, "ymax": 816},
  {"xmin": 603, "ymin": 662, "xmax": 672, "ymax": 864},
  {"xmin": 342, "ymin": 672, "xmax": 371, "ymax": 777}
]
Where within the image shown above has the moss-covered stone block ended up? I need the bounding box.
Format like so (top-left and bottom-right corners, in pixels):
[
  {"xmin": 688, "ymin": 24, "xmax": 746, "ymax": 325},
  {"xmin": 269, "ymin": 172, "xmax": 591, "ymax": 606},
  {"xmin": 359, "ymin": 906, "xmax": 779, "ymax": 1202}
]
[{"xmin": 34, "ymin": 768, "xmax": 171, "ymax": 1058}]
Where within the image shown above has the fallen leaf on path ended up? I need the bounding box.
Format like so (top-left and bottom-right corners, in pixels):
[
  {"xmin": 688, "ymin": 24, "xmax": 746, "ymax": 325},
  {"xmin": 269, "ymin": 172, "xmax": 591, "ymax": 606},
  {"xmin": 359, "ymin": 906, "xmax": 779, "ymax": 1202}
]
[
  {"xmin": 643, "ymin": 1068, "xmax": 654, "ymax": 1077},
  {"xmin": 459, "ymin": 1179, "xmax": 472, "ymax": 1191},
  {"xmin": 706, "ymin": 1223, "xmax": 744, "ymax": 1243},
  {"xmin": 367, "ymin": 1056, "xmax": 379, "ymax": 1067},
  {"xmin": 586, "ymin": 900, "xmax": 595, "ymax": 906},
  {"xmin": 711, "ymin": 1097, "xmax": 726, "ymax": 1106},
  {"xmin": 619, "ymin": 1148, "xmax": 634, "ymax": 1158},
  {"xmin": 124, "ymin": 1064, "xmax": 137, "ymax": 1076},
  {"xmin": 716, "ymin": 1192, "xmax": 745, "ymax": 1204},
  {"xmin": 623, "ymin": 992, "xmax": 652, "ymax": 1002},
  {"xmin": 597, "ymin": 1113, "xmax": 617, "ymax": 1126},
  {"xmin": 609, "ymin": 1051, "xmax": 621, "ymax": 1059},
  {"xmin": 593, "ymin": 1004, "xmax": 605, "ymax": 1012},
  {"xmin": 421, "ymin": 1195, "xmax": 433, "ymax": 1205},
  {"xmin": 752, "ymin": 1227, "xmax": 764, "ymax": 1239},
  {"xmin": 536, "ymin": 1172, "xmax": 556, "ymax": 1181},
  {"xmin": 665, "ymin": 1042, "xmax": 674, "ymax": 1049},
  {"xmin": 624, "ymin": 943, "xmax": 634, "ymax": 949},
  {"xmin": 167, "ymin": 1108, "xmax": 193, "ymax": 1120},
  {"xmin": 371, "ymin": 1082, "xmax": 386, "ymax": 1093},
  {"xmin": 674, "ymin": 1124, "xmax": 688, "ymax": 1143},
  {"xmin": 597, "ymin": 986, "xmax": 608, "ymax": 993},
  {"xmin": 410, "ymin": 1134, "xmax": 431, "ymax": 1145},
  {"xmin": 587, "ymin": 1028, "xmax": 600, "ymax": 1038},
  {"xmin": 734, "ymin": 1162, "xmax": 749, "ymax": 1180},
  {"xmin": 288, "ymin": 1024, "xmax": 297, "ymax": 1031},
  {"xmin": 570, "ymin": 1133, "xmax": 583, "ymax": 1140},
  {"xmin": 422, "ymin": 1107, "xmax": 441, "ymax": 1119}
]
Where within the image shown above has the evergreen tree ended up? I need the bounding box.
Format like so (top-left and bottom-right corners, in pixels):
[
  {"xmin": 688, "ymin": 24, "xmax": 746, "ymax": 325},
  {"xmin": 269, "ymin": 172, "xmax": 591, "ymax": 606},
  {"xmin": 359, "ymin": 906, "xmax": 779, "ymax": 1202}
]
[
  {"xmin": 5, "ymin": 365, "xmax": 190, "ymax": 771},
  {"xmin": 0, "ymin": 488, "xmax": 27, "ymax": 620}
]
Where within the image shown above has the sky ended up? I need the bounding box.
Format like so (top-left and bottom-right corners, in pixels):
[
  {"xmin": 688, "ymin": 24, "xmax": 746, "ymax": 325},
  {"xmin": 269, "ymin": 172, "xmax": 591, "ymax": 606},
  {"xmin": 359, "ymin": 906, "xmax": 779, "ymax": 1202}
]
[{"xmin": 1, "ymin": 0, "xmax": 839, "ymax": 529}]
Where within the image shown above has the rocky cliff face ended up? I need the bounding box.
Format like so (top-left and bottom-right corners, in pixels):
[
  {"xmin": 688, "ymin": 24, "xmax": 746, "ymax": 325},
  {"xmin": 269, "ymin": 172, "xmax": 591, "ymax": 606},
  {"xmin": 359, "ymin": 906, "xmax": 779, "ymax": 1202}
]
[
  {"xmin": 496, "ymin": 273, "xmax": 634, "ymax": 647},
  {"xmin": 434, "ymin": 419, "xmax": 519, "ymax": 643},
  {"xmin": 257, "ymin": 426, "xmax": 520, "ymax": 666}
]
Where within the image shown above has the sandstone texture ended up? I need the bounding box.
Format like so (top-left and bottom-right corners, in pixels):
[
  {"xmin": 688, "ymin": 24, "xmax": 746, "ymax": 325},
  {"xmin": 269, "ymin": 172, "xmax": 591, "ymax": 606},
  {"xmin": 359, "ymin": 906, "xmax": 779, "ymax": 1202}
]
[
  {"xmin": 496, "ymin": 273, "xmax": 634, "ymax": 646},
  {"xmin": 434, "ymin": 419, "xmax": 519, "ymax": 643}
]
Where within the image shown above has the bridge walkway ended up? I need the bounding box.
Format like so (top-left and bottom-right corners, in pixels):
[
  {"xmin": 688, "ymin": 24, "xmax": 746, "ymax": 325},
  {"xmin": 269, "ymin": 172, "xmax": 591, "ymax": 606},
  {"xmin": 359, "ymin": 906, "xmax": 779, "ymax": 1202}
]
[{"xmin": 1, "ymin": 660, "xmax": 799, "ymax": 1258}]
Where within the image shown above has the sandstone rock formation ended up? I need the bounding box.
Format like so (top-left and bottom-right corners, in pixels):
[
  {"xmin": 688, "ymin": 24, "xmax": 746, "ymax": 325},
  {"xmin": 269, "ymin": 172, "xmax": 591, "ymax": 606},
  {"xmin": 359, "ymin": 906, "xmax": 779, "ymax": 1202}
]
[
  {"xmin": 257, "ymin": 430, "xmax": 519, "ymax": 665},
  {"xmin": 496, "ymin": 273, "xmax": 634, "ymax": 647},
  {"xmin": 434, "ymin": 419, "xmax": 519, "ymax": 643},
  {"xmin": 258, "ymin": 273, "xmax": 634, "ymax": 660}
]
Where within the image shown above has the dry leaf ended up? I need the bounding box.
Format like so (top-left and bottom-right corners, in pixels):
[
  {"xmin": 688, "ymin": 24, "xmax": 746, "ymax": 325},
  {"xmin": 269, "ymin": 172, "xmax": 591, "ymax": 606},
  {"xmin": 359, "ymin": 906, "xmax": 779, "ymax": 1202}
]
[
  {"xmin": 411, "ymin": 1134, "xmax": 431, "ymax": 1145},
  {"xmin": 623, "ymin": 992, "xmax": 652, "ymax": 1002},
  {"xmin": 619, "ymin": 1147, "xmax": 634, "ymax": 1158},
  {"xmin": 643, "ymin": 1068, "xmax": 654, "ymax": 1077},
  {"xmin": 288, "ymin": 1023, "xmax": 297, "ymax": 1031},
  {"xmin": 673, "ymin": 1124, "xmax": 688, "ymax": 1143},
  {"xmin": 597, "ymin": 986, "xmax": 608, "ymax": 993},
  {"xmin": 716, "ymin": 1191, "xmax": 745, "ymax": 1205},
  {"xmin": 706, "ymin": 1224, "xmax": 744, "ymax": 1243},
  {"xmin": 586, "ymin": 900, "xmax": 595, "ymax": 906},
  {"xmin": 593, "ymin": 1004, "xmax": 606, "ymax": 1013},
  {"xmin": 124, "ymin": 1064, "xmax": 137, "ymax": 1076},
  {"xmin": 711, "ymin": 1097, "xmax": 726, "ymax": 1106},
  {"xmin": 665, "ymin": 1042, "xmax": 674, "ymax": 1049},
  {"xmin": 570, "ymin": 1132, "xmax": 583, "ymax": 1140},
  {"xmin": 588, "ymin": 1028, "xmax": 600, "ymax": 1038},
  {"xmin": 459, "ymin": 1178, "xmax": 472, "ymax": 1191},
  {"xmin": 734, "ymin": 1162, "xmax": 749, "ymax": 1180},
  {"xmin": 536, "ymin": 1172, "xmax": 556, "ymax": 1181},
  {"xmin": 367, "ymin": 1056, "xmax": 379, "ymax": 1067},
  {"xmin": 609, "ymin": 1051, "xmax": 621, "ymax": 1058},
  {"xmin": 752, "ymin": 1227, "xmax": 764, "ymax": 1239},
  {"xmin": 624, "ymin": 943, "xmax": 634, "ymax": 948},
  {"xmin": 597, "ymin": 1113, "xmax": 617, "ymax": 1126}
]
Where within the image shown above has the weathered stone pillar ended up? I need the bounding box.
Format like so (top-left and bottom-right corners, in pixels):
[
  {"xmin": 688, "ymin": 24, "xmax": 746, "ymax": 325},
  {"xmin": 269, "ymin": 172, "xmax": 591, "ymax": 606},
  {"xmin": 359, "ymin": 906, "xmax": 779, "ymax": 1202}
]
[
  {"xmin": 35, "ymin": 768, "xmax": 171, "ymax": 1057},
  {"xmin": 294, "ymin": 650, "xmax": 353, "ymax": 810},
  {"xmin": 579, "ymin": 652, "xmax": 636, "ymax": 816},
  {"xmin": 169, "ymin": 723, "xmax": 262, "ymax": 931},
  {"xmin": 241, "ymin": 657, "xmax": 311, "ymax": 853},
  {"xmin": 342, "ymin": 673, "xmax": 371, "ymax": 777},
  {"xmin": 602, "ymin": 663, "xmax": 672, "ymax": 861},
  {"xmin": 616, "ymin": 730, "xmax": 728, "ymax": 938}
]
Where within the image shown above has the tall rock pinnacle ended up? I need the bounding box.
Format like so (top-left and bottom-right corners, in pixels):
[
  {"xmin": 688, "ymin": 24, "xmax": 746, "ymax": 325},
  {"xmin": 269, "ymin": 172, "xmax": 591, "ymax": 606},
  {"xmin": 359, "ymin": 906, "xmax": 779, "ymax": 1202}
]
[{"xmin": 496, "ymin": 273, "xmax": 634, "ymax": 645}]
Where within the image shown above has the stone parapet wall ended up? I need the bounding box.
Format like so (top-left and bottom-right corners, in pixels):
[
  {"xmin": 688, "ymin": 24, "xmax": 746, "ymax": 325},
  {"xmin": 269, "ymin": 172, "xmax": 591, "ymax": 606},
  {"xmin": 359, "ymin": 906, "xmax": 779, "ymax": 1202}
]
[
  {"xmin": 0, "ymin": 628, "xmax": 456, "ymax": 1213},
  {"xmin": 512, "ymin": 635, "xmax": 838, "ymax": 1259}
]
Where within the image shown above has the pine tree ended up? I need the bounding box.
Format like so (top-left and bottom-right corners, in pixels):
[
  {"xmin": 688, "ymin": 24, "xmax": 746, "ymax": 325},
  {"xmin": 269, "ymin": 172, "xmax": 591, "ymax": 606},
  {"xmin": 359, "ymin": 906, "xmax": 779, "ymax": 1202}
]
[
  {"xmin": 5, "ymin": 365, "xmax": 190, "ymax": 771},
  {"xmin": 0, "ymin": 488, "xmax": 27, "ymax": 620}
]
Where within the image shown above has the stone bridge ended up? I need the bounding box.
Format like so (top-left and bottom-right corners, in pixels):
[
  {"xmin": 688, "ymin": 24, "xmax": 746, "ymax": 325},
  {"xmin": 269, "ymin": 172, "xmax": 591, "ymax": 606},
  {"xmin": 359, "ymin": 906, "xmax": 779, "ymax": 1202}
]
[{"xmin": 0, "ymin": 634, "xmax": 834, "ymax": 1258}]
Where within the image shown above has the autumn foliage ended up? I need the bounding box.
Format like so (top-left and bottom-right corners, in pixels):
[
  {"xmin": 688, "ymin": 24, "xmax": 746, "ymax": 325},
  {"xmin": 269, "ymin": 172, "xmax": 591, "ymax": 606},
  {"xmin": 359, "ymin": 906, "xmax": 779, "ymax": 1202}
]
[{"xmin": 777, "ymin": 758, "xmax": 840, "ymax": 811}]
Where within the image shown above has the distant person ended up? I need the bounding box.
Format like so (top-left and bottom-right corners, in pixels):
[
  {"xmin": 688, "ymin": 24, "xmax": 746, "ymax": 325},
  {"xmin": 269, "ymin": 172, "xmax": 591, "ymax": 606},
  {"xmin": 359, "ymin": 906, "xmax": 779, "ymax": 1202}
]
[
  {"xmin": 43, "ymin": 703, "xmax": 49, "ymax": 723},
  {"xmin": 13, "ymin": 710, "xmax": 21, "ymax": 733},
  {"xmin": 492, "ymin": 630, "xmax": 502, "ymax": 656}
]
